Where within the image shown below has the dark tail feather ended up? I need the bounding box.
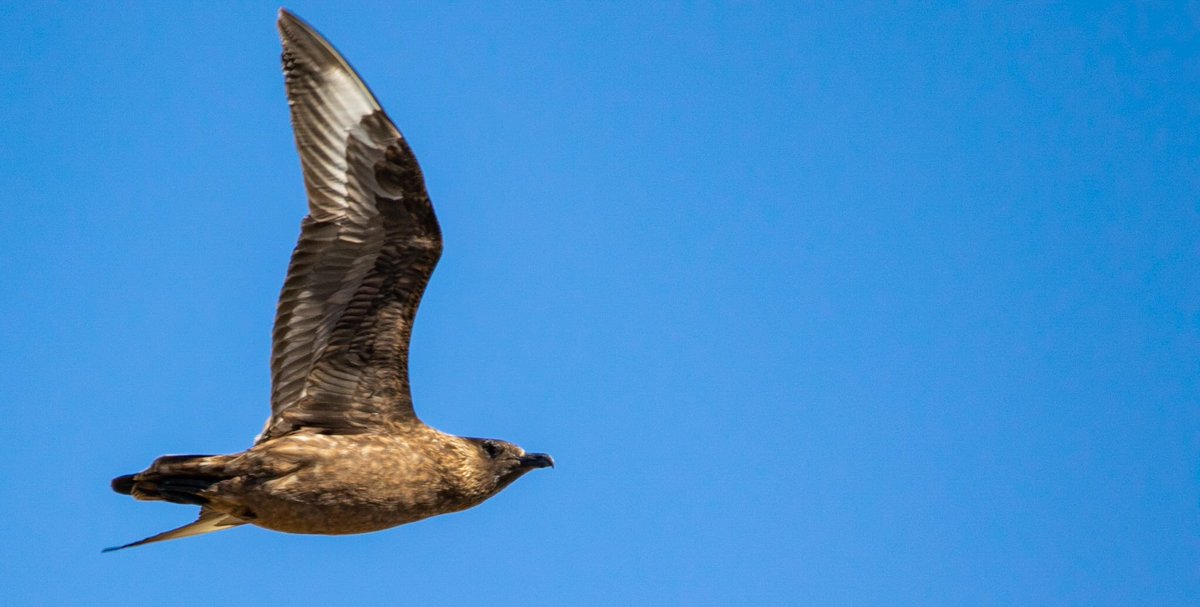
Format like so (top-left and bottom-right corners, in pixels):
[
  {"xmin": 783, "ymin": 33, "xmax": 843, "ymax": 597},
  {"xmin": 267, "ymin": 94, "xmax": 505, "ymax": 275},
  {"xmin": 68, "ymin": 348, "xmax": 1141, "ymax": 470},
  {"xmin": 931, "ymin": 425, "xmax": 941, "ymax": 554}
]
[
  {"xmin": 110, "ymin": 454, "xmax": 232, "ymax": 505},
  {"xmin": 157, "ymin": 477, "xmax": 220, "ymax": 506},
  {"xmin": 112, "ymin": 474, "xmax": 136, "ymax": 495}
]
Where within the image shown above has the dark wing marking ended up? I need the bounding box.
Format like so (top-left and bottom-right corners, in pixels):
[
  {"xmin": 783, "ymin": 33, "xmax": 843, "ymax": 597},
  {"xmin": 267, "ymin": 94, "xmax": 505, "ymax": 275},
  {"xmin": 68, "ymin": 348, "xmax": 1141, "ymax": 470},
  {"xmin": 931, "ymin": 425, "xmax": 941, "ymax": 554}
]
[{"xmin": 261, "ymin": 9, "xmax": 441, "ymax": 441}]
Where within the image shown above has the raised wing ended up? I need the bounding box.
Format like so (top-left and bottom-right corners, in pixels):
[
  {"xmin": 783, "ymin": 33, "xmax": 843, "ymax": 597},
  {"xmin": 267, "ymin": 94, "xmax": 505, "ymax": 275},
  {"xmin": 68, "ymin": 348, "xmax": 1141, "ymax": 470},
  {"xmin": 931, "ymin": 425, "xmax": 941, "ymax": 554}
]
[{"xmin": 261, "ymin": 9, "xmax": 441, "ymax": 441}]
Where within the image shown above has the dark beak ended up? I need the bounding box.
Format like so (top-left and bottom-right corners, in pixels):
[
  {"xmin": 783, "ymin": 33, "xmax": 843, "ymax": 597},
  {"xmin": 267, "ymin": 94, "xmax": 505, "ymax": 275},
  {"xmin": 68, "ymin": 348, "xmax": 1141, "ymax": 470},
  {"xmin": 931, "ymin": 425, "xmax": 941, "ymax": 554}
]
[{"xmin": 519, "ymin": 453, "xmax": 555, "ymax": 469}]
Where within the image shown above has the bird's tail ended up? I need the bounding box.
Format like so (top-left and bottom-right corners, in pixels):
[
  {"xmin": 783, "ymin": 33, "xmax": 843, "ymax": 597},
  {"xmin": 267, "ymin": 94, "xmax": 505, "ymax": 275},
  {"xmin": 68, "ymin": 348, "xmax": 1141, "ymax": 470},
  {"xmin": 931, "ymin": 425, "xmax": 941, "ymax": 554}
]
[
  {"xmin": 111, "ymin": 454, "xmax": 235, "ymax": 506},
  {"xmin": 107, "ymin": 454, "xmax": 245, "ymax": 552}
]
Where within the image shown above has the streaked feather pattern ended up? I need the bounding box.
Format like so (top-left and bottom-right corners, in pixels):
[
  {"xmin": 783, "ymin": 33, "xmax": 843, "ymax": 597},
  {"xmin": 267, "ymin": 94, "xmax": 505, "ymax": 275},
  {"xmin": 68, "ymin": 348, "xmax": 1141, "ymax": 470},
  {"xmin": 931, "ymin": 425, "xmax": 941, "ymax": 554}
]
[{"xmin": 264, "ymin": 10, "xmax": 442, "ymax": 440}]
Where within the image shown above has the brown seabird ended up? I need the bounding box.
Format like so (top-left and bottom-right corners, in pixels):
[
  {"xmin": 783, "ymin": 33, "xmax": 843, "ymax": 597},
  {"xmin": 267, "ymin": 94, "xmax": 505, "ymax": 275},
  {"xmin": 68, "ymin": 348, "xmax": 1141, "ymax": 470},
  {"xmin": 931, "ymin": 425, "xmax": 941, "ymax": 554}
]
[{"xmin": 106, "ymin": 9, "xmax": 553, "ymax": 551}]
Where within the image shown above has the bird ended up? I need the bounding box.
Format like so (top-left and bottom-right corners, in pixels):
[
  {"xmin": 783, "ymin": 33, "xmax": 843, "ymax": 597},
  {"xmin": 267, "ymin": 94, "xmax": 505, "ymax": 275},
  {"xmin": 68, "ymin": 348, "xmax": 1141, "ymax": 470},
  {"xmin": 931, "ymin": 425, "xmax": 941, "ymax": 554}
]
[{"xmin": 106, "ymin": 8, "xmax": 553, "ymax": 552}]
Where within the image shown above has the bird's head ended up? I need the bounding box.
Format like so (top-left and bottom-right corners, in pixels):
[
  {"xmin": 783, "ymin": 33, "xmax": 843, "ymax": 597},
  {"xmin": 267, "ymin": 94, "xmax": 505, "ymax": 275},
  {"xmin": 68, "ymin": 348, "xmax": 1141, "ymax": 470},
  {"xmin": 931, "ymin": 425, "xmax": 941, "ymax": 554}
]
[{"xmin": 466, "ymin": 438, "xmax": 554, "ymax": 492}]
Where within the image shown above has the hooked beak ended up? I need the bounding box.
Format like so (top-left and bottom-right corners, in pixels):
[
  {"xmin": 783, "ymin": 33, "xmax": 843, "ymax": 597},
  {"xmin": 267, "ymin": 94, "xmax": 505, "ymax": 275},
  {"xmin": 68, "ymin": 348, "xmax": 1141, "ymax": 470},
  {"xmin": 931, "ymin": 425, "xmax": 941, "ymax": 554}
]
[{"xmin": 519, "ymin": 453, "xmax": 555, "ymax": 469}]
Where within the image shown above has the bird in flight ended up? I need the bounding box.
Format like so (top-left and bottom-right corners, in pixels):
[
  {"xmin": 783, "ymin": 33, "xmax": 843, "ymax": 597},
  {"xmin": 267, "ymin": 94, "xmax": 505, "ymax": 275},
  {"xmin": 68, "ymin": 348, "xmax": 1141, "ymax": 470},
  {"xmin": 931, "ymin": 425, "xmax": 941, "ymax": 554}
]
[{"xmin": 107, "ymin": 9, "xmax": 553, "ymax": 552}]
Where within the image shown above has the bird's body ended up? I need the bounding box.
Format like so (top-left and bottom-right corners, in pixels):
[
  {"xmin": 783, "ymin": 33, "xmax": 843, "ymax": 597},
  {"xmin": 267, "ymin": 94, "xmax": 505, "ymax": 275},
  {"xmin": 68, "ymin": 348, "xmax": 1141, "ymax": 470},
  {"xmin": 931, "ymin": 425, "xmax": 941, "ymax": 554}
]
[
  {"xmin": 107, "ymin": 9, "xmax": 552, "ymax": 551},
  {"xmin": 132, "ymin": 431, "xmax": 518, "ymax": 536}
]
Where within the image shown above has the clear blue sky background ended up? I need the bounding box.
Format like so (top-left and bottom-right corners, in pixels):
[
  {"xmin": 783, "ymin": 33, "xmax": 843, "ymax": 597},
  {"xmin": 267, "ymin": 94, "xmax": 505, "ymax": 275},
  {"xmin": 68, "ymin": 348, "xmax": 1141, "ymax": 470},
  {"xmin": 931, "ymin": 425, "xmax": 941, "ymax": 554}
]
[{"xmin": 1, "ymin": 1, "xmax": 1197, "ymax": 605}]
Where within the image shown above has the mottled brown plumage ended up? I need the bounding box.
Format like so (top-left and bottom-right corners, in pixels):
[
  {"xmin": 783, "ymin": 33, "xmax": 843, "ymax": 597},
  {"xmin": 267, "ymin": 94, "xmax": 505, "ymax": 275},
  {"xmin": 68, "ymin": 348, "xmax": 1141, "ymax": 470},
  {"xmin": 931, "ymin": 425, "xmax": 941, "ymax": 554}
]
[{"xmin": 106, "ymin": 9, "xmax": 552, "ymax": 552}]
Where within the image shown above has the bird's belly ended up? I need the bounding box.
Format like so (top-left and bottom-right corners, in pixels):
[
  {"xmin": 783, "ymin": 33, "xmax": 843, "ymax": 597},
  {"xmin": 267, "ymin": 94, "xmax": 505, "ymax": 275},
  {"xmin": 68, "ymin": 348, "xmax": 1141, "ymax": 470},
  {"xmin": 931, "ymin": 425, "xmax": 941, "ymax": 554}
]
[
  {"xmin": 234, "ymin": 481, "xmax": 456, "ymax": 535},
  {"xmin": 244, "ymin": 497, "xmax": 428, "ymax": 535}
]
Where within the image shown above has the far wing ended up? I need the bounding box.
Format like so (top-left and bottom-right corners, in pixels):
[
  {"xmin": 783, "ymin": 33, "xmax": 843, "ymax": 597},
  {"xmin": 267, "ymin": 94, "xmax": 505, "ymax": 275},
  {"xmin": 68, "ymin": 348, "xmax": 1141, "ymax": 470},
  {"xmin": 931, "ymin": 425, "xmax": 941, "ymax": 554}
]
[
  {"xmin": 261, "ymin": 10, "xmax": 442, "ymax": 441},
  {"xmin": 103, "ymin": 508, "xmax": 244, "ymax": 552}
]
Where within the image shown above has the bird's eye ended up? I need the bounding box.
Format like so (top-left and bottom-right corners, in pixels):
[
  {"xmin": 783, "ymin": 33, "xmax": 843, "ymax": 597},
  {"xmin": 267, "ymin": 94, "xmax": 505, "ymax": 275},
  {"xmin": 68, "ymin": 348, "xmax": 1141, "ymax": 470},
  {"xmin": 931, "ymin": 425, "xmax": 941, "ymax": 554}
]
[{"xmin": 482, "ymin": 442, "xmax": 501, "ymax": 458}]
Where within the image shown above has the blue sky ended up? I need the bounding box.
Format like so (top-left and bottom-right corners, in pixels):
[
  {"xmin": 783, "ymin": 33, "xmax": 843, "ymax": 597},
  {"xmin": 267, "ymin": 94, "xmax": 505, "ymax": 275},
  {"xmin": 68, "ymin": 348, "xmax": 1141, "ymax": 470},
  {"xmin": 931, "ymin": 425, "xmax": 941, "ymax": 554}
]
[{"xmin": 1, "ymin": 1, "xmax": 1197, "ymax": 604}]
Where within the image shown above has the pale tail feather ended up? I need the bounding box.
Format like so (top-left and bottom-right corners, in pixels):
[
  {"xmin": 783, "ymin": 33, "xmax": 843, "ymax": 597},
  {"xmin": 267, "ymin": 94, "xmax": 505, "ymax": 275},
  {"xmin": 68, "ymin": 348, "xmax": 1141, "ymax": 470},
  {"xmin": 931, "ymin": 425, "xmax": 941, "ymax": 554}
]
[{"xmin": 103, "ymin": 508, "xmax": 244, "ymax": 552}]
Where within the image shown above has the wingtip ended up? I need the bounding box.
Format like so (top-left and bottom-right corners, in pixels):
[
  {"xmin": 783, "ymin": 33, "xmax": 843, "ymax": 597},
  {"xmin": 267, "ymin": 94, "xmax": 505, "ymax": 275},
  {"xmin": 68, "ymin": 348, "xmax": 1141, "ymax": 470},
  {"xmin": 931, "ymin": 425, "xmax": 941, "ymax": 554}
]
[
  {"xmin": 276, "ymin": 8, "xmax": 327, "ymax": 53},
  {"xmin": 277, "ymin": 7, "xmax": 312, "ymax": 33},
  {"xmin": 102, "ymin": 535, "xmax": 156, "ymax": 552},
  {"xmin": 277, "ymin": 7, "xmax": 303, "ymax": 36},
  {"xmin": 277, "ymin": 7, "xmax": 295, "ymax": 31}
]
